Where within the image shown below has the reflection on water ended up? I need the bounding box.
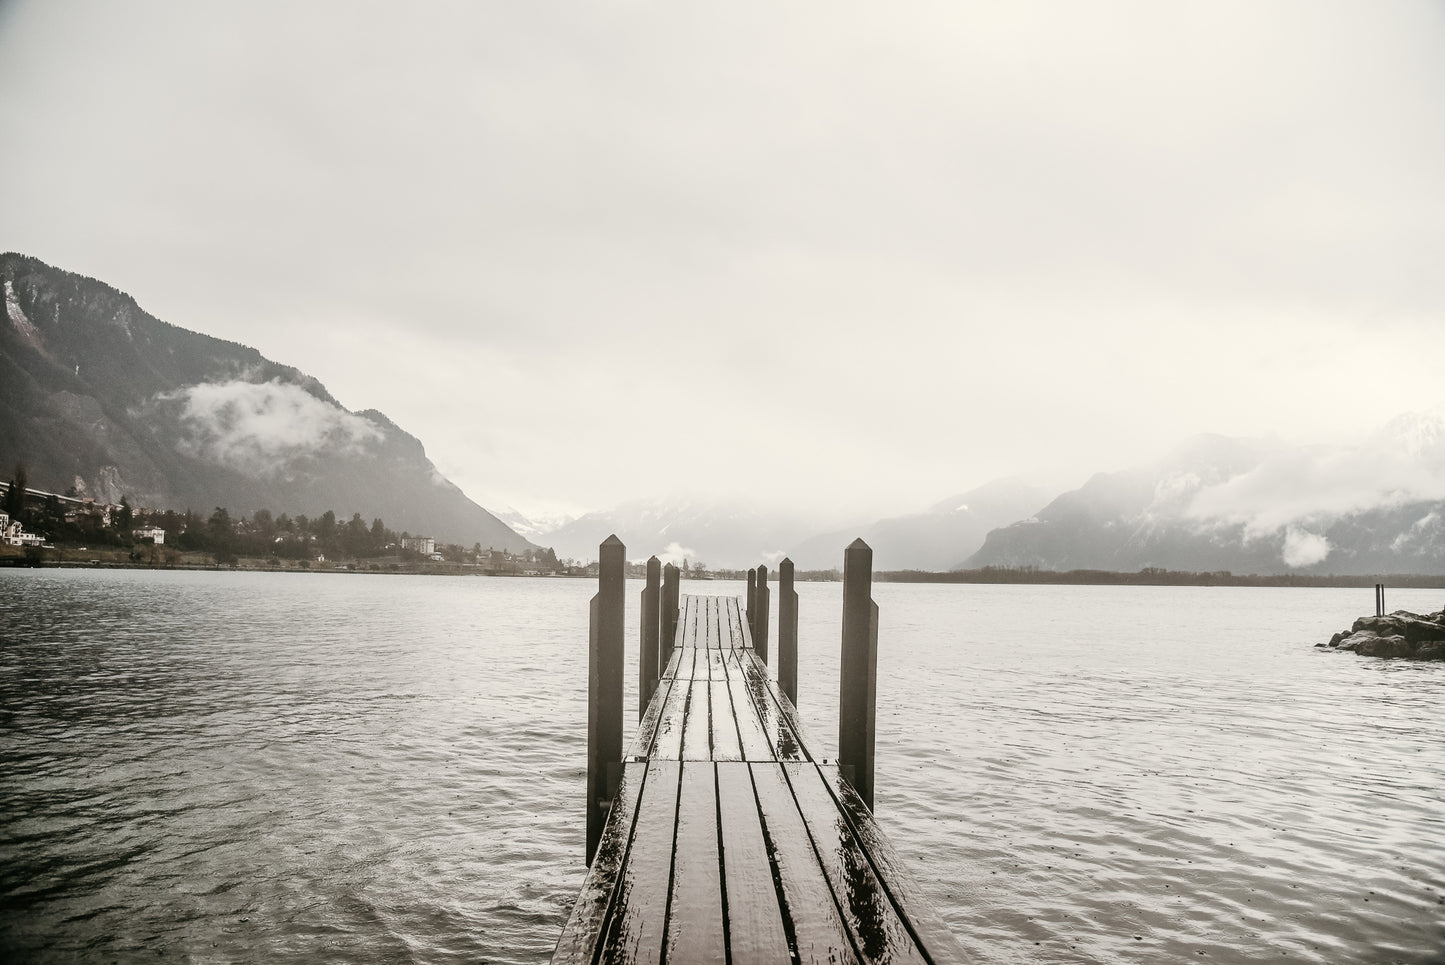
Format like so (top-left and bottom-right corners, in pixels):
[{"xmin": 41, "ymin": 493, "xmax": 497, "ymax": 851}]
[{"xmin": 2, "ymin": 570, "xmax": 1443, "ymax": 963}]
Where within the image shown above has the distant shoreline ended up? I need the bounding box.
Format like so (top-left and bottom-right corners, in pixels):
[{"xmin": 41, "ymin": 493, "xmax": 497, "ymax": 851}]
[{"xmin": 4, "ymin": 555, "xmax": 1444, "ymax": 589}]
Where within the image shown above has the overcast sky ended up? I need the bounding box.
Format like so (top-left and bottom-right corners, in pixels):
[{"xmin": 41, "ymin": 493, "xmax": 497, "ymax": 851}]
[{"xmin": 2, "ymin": 1, "xmax": 1443, "ymax": 522}]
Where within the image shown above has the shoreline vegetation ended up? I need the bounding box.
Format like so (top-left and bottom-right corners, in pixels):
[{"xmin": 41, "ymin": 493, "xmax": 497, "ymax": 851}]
[
  {"xmin": 5, "ymin": 473, "xmax": 1442, "ymax": 587},
  {"xmin": 3, "ymin": 545, "xmax": 1443, "ymax": 589}
]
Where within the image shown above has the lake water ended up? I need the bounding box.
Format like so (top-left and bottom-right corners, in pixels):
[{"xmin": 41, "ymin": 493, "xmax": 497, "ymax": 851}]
[{"xmin": 1, "ymin": 568, "xmax": 1442, "ymax": 964}]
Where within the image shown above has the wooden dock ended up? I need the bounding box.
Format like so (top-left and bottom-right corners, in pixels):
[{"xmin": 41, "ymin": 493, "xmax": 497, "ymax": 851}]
[{"xmin": 552, "ymin": 540, "xmax": 967, "ymax": 964}]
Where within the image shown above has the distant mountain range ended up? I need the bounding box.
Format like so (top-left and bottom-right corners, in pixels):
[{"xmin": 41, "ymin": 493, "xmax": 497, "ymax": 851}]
[
  {"xmin": 9, "ymin": 252, "xmax": 1440, "ymax": 575},
  {"xmin": 965, "ymin": 423, "xmax": 1445, "ymax": 575},
  {"xmin": 0, "ymin": 252, "xmax": 530, "ymax": 551},
  {"xmin": 520, "ymin": 420, "xmax": 1445, "ymax": 575}
]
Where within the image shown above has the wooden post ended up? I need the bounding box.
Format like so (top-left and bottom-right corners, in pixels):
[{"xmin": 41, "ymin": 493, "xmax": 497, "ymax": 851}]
[
  {"xmin": 746, "ymin": 568, "xmax": 756, "ymax": 637},
  {"xmin": 779, "ymin": 557, "xmax": 798, "ymax": 706},
  {"xmin": 756, "ymin": 563, "xmax": 771, "ymax": 663},
  {"xmin": 661, "ymin": 563, "xmax": 679, "ymax": 671},
  {"xmin": 640, "ymin": 556, "xmax": 661, "ymax": 718},
  {"xmin": 587, "ymin": 535, "xmax": 625, "ymax": 865},
  {"xmin": 838, "ymin": 538, "xmax": 878, "ymax": 811}
]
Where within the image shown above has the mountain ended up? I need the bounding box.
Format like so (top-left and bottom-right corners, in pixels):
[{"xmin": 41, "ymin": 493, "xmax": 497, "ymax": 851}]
[
  {"xmin": 787, "ymin": 477, "xmax": 1054, "ymax": 571},
  {"xmin": 539, "ymin": 498, "xmax": 831, "ymax": 569},
  {"xmin": 965, "ymin": 424, "xmax": 1445, "ymax": 574},
  {"xmin": 0, "ymin": 252, "xmax": 531, "ymax": 551}
]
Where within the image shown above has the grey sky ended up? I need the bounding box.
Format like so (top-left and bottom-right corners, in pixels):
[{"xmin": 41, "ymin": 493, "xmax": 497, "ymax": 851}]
[{"xmin": 3, "ymin": 1, "xmax": 1443, "ymax": 521}]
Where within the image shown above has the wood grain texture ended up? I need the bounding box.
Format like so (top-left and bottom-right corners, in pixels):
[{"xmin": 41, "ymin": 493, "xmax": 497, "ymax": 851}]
[
  {"xmin": 650, "ymin": 653, "xmax": 692, "ymax": 761},
  {"xmin": 552, "ymin": 760, "xmax": 646, "ymax": 964},
  {"xmin": 626, "ymin": 672, "xmax": 674, "ymax": 759},
  {"xmin": 715, "ymin": 762, "xmax": 793, "ymax": 965},
  {"xmin": 665, "ymin": 763, "xmax": 727, "ymax": 963},
  {"xmin": 708, "ymin": 680, "xmax": 743, "ymax": 761},
  {"xmin": 681, "ymin": 674, "xmax": 712, "ymax": 761},
  {"xmin": 819, "ymin": 763, "xmax": 972, "ymax": 963},
  {"xmin": 749, "ymin": 761, "xmax": 860, "ymax": 965},
  {"xmin": 784, "ymin": 763, "xmax": 929, "ymax": 965},
  {"xmin": 599, "ymin": 761, "xmax": 682, "ymax": 965}
]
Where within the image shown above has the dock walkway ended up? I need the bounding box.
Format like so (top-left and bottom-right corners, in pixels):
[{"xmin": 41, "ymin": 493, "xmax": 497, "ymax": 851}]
[{"xmin": 553, "ymin": 586, "xmax": 966, "ymax": 964}]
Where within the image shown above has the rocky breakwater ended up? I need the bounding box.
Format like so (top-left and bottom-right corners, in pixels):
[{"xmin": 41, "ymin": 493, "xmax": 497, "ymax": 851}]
[{"xmin": 1321, "ymin": 609, "xmax": 1445, "ymax": 660}]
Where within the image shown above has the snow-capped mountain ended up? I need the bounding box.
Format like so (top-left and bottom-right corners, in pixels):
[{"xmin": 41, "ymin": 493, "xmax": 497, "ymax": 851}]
[{"xmin": 966, "ymin": 418, "xmax": 1445, "ymax": 574}]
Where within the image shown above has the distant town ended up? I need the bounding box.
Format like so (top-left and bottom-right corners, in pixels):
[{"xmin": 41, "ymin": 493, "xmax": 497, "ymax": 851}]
[{"xmin": 0, "ymin": 476, "xmax": 571, "ymax": 576}]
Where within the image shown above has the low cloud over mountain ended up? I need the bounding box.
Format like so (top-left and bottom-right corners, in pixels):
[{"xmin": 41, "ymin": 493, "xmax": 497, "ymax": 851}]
[
  {"xmin": 0, "ymin": 253, "xmax": 529, "ymax": 551},
  {"xmin": 967, "ymin": 420, "xmax": 1445, "ymax": 574}
]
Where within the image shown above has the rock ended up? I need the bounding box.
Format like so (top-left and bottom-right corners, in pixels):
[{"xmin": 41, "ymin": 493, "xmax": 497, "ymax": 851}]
[
  {"xmin": 1326, "ymin": 609, "xmax": 1445, "ymax": 660},
  {"xmin": 1354, "ymin": 633, "xmax": 1413, "ymax": 658},
  {"xmin": 1416, "ymin": 641, "xmax": 1445, "ymax": 661},
  {"xmin": 1350, "ymin": 613, "xmax": 1445, "ymax": 644}
]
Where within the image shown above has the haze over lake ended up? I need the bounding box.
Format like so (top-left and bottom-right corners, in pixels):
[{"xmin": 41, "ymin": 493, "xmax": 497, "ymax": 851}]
[{"xmin": 3, "ymin": 569, "xmax": 1441, "ymax": 963}]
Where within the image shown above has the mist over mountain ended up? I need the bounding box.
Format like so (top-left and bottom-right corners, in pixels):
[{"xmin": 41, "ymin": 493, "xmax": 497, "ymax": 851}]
[
  {"xmin": 787, "ymin": 477, "xmax": 1053, "ymax": 571},
  {"xmin": 966, "ymin": 422, "xmax": 1445, "ymax": 574},
  {"xmin": 539, "ymin": 498, "xmax": 831, "ymax": 570},
  {"xmin": 0, "ymin": 253, "xmax": 530, "ymax": 551}
]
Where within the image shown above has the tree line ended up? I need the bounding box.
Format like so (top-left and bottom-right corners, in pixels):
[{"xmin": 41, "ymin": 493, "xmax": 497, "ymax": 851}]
[{"xmin": 4, "ymin": 465, "xmax": 557, "ymax": 568}]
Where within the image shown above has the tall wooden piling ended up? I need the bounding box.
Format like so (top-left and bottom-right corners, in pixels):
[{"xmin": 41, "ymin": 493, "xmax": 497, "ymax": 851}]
[
  {"xmin": 640, "ymin": 556, "xmax": 661, "ymax": 718},
  {"xmin": 778, "ymin": 557, "xmax": 798, "ymax": 705},
  {"xmin": 661, "ymin": 563, "xmax": 679, "ymax": 670},
  {"xmin": 746, "ymin": 568, "xmax": 756, "ymax": 636},
  {"xmin": 838, "ymin": 538, "xmax": 878, "ymax": 810},
  {"xmin": 586, "ymin": 535, "xmax": 625, "ymax": 865},
  {"xmin": 1376, "ymin": 583, "xmax": 1386, "ymax": 617},
  {"xmin": 755, "ymin": 563, "xmax": 771, "ymax": 662}
]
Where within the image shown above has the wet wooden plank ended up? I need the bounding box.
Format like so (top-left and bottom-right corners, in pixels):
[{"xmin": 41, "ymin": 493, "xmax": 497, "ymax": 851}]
[
  {"xmin": 733, "ymin": 650, "xmax": 810, "ymax": 762},
  {"xmin": 598, "ymin": 761, "xmax": 681, "ymax": 965},
  {"xmin": 626, "ymin": 670, "xmax": 674, "ymax": 759},
  {"xmin": 665, "ymin": 762, "xmax": 727, "ymax": 963},
  {"xmin": 724, "ymin": 596, "xmax": 746, "ymax": 651},
  {"xmin": 722, "ymin": 649, "xmax": 776, "ymax": 760},
  {"xmin": 750, "ymin": 761, "xmax": 859, "ymax": 965},
  {"xmin": 715, "ymin": 763, "xmax": 792, "ymax": 965},
  {"xmin": 651, "ymin": 650, "xmax": 693, "ymax": 761},
  {"xmin": 818, "ymin": 763, "xmax": 973, "ymax": 963},
  {"xmin": 708, "ymin": 680, "xmax": 742, "ymax": 761},
  {"xmin": 679, "ymin": 595, "xmax": 701, "ymax": 649},
  {"xmin": 681, "ymin": 673, "xmax": 712, "ymax": 761},
  {"xmin": 552, "ymin": 760, "xmax": 646, "ymax": 964},
  {"xmin": 784, "ymin": 762, "xmax": 929, "ymax": 965}
]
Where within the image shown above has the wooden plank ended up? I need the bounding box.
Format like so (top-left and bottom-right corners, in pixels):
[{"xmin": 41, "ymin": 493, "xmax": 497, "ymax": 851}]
[
  {"xmin": 651, "ymin": 651, "xmax": 693, "ymax": 761},
  {"xmin": 818, "ymin": 763, "xmax": 973, "ymax": 963},
  {"xmin": 724, "ymin": 596, "xmax": 745, "ymax": 651},
  {"xmin": 598, "ymin": 761, "xmax": 682, "ymax": 965},
  {"xmin": 736, "ymin": 595, "xmax": 757, "ymax": 650},
  {"xmin": 709, "ymin": 595, "xmax": 723, "ymax": 649},
  {"xmin": 551, "ymin": 760, "xmax": 646, "ymax": 964},
  {"xmin": 715, "ymin": 763, "xmax": 792, "ymax": 965},
  {"xmin": 708, "ymin": 680, "xmax": 743, "ymax": 761},
  {"xmin": 679, "ymin": 595, "xmax": 700, "ymax": 649},
  {"xmin": 734, "ymin": 651, "xmax": 810, "ymax": 762},
  {"xmin": 784, "ymin": 763, "xmax": 930, "ymax": 965},
  {"xmin": 707, "ymin": 648, "xmax": 726, "ymax": 681},
  {"xmin": 665, "ymin": 762, "xmax": 727, "ymax": 963},
  {"xmin": 722, "ymin": 649, "xmax": 775, "ymax": 761},
  {"xmin": 749, "ymin": 762, "xmax": 859, "ymax": 965},
  {"xmin": 626, "ymin": 671, "xmax": 674, "ymax": 759},
  {"xmin": 681, "ymin": 674, "xmax": 712, "ymax": 761}
]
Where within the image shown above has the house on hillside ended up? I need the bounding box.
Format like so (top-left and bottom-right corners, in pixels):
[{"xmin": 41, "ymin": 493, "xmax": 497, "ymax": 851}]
[{"xmin": 134, "ymin": 526, "xmax": 166, "ymax": 544}]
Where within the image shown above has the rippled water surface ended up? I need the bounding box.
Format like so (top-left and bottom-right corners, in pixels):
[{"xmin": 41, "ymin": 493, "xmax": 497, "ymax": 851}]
[{"xmin": 2, "ymin": 570, "xmax": 1442, "ymax": 963}]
